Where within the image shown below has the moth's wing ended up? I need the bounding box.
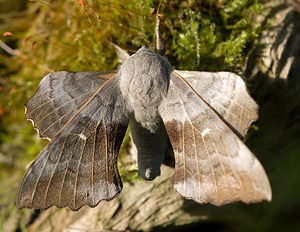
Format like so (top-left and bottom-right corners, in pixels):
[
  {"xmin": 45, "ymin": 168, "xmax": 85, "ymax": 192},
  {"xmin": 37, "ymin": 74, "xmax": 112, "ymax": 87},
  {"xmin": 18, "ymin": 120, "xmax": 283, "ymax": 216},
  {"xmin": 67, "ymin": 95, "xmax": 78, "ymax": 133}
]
[
  {"xmin": 158, "ymin": 72, "xmax": 271, "ymax": 206},
  {"xmin": 175, "ymin": 70, "xmax": 258, "ymax": 137},
  {"xmin": 17, "ymin": 74, "xmax": 129, "ymax": 211},
  {"xmin": 25, "ymin": 71, "xmax": 117, "ymax": 140}
]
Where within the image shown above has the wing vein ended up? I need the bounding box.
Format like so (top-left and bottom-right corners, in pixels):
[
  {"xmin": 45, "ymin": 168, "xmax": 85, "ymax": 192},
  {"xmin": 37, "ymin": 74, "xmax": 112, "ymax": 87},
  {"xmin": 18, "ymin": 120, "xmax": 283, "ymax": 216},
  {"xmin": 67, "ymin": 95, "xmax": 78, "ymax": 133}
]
[
  {"xmin": 186, "ymin": 77, "xmax": 257, "ymax": 116},
  {"xmin": 209, "ymin": 134, "xmax": 227, "ymax": 178},
  {"xmin": 104, "ymin": 124, "xmax": 109, "ymax": 197},
  {"xmin": 43, "ymin": 135, "xmax": 68, "ymax": 207},
  {"xmin": 29, "ymin": 148, "xmax": 53, "ymax": 207},
  {"xmin": 201, "ymin": 133, "xmax": 219, "ymax": 203},
  {"xmin": 177, "ymin": 91, "xmax": 201, "ymax": 192},
  {"xmin": 171, "ymin": 79, "xmax": 204, "ymax": 196},
  {"xmin": 27, "ymin": 86, "xmax": 81, "ymax": 114},
  {"xmin": 211, "ymin": 101, "xmax": 244, "ymax": 127},
  {"xmin": 73, "ymin": 137, "xmax": 87, "ymax": 209},
  {"xmin": 182, "ymin": 121, "xmax": 187, "ymax": 194},
  {"xmin": 39, "ymin": 110, "xmax": 74, "ymax": 137},
  {"xmin": 173, "ymin": 71, "xmax": 256, "ymax": 131},
  {"xmin": 207, "ymin": 133, "xmax": 229, "ymax": 193},
  {"xmin": 172, "ymin": 73, "xmax": 221, "ymax": 202},
  {"xmin": 191, "ymin": 123, "xmax": 202, "ymax": 198},
  {"xmin": 91, "ymin": 131, "xmax": 96, "ymax": 205},
  {"xmin": 58, "ymin": 135, "xmax": 78, "ymax": 206},
  {"xmin": 33, "ymin": 91, "xmax": 92, "ymax": 125},
  {"xmin": 220, "ymin": 133, "xmax": 244, "ymax": 196},
  {"xmin": 113, "ymin": 124, "xmax": 121, "ymax": 187},
  {"xmin": 49, "ymin": 75, "xmax": 116, "ymax": 142}
]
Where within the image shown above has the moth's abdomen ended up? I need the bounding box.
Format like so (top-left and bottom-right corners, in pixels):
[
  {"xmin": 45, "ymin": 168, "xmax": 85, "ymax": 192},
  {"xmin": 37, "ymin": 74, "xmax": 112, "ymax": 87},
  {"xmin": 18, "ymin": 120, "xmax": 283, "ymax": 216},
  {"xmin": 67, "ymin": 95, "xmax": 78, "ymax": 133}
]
[
  {"xmin": 130, "ymin": 118, "xmax": 168, "ymax": 180},
  {"xmin": 119, "ymin": 46, "xmax": 172, "ymax": 132}
]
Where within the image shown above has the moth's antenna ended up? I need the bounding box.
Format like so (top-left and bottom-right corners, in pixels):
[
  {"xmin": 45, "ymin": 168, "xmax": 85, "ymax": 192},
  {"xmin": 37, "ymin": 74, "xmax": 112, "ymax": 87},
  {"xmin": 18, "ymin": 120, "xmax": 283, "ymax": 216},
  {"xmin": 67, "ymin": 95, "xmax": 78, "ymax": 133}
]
[{"xmin": 155, "ymin": 15, "xmax": 165, "ymax": 56}]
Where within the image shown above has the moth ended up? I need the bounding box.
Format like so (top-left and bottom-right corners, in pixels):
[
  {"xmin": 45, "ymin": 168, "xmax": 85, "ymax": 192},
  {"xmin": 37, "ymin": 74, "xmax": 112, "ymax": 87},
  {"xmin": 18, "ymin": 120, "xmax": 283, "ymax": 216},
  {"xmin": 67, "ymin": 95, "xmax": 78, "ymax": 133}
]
[{"xmin": 17, "ymin": 19, "xmax": 271, "ymax": 211}]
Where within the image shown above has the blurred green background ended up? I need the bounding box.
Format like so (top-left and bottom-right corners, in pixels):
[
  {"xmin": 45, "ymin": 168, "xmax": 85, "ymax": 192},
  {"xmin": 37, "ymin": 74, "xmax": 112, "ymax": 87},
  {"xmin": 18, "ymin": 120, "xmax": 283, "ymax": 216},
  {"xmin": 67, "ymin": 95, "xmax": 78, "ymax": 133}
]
[{"xmin": 0, "ymin": 0, "xmax": 299, "ymax": 231}]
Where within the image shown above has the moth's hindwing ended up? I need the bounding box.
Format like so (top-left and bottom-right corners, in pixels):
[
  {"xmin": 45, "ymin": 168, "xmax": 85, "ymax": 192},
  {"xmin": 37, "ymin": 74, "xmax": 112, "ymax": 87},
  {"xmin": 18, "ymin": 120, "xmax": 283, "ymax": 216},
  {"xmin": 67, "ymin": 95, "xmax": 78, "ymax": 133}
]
[
  {"xmin": 25, "ymin": 71, "xmax": 117, "ymax": 140},
  {"xmin": 175, "ymin": 70, "xmax": 258, "ymax": 137}
]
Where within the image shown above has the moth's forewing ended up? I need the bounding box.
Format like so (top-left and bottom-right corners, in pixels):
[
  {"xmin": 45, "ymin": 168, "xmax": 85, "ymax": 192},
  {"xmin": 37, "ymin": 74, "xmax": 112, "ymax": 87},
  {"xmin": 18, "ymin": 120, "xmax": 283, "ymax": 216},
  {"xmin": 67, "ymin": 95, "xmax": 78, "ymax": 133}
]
[
  {"xmin": 158, "ymin": 71, "xmax": 271, "ymax": 206},
  {"xmin": 18, "ymin": 73, "xmax": 129, "ymax": 211}
]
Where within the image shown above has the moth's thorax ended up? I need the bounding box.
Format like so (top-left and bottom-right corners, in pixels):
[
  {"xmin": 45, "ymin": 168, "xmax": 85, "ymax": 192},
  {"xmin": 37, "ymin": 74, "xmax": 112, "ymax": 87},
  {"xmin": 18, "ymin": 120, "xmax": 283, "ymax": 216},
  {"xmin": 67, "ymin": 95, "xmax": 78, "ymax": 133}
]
[{"xmin": 119, "ymin": 46, "xmax": 172, "ymax": 132}]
